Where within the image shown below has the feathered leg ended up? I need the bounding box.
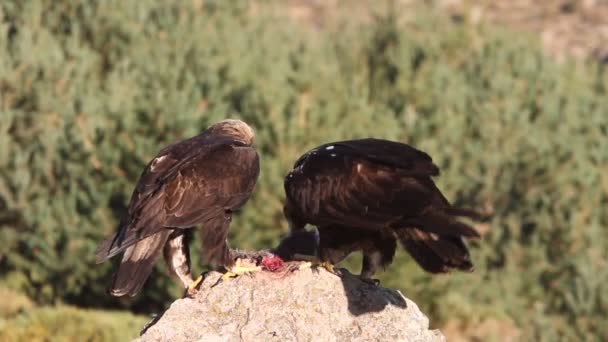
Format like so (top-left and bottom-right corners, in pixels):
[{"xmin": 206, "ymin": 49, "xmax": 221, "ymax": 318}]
[
  {"xmin": 360, "ymin": 252, "xmax": 382, "ymax": 285},
  {"xmin": 163, "ymin": 230, "xmax": 203, "ymax": 297},
  {"xmin": 360, "ymin": 232, "xmax": 396, "ymax": 285},
  {"xmin": 198, "ymin": 214, "xmax": 262, "ymax": 284}
]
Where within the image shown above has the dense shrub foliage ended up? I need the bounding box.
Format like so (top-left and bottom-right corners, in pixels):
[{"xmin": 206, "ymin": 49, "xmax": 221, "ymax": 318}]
[
  {"xmin": 1, "ymin": 1, "xmax": 606, "ymax": 340},
  {"xmin": 0, "ymin": 287, "xmax": 146, "ymax": 342}
]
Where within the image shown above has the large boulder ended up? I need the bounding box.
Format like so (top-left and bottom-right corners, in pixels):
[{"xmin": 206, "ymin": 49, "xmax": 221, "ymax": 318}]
[{"xmin": 136, "ymin": 264, "xmax": 445, "ymax": 342}]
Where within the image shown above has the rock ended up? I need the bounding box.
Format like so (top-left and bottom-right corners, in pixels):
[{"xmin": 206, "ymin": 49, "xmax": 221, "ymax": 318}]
[{"xmin": 136, "ymin": 265, "xmax": 445, "ymax": 342}]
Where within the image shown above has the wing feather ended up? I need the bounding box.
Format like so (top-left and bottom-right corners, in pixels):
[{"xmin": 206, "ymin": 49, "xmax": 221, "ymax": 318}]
[
  {"xmin": 96, "ymin": 143, "xmax": 259, "ymax": 263},
  {"xmin": 163, "ymin": 146, "xmax": 259, "ymax": 227},
  {"xmin": 284, "ymin": 138, "xmax": 482, "ymax": 276},
  {"xmin": 395, "ymin": 227, "xmax": 473, "ymax": 273},
  {"xmin": 108, "ymin": 229, "xmax": 172, "ymax": 296},
  {"xmin": 96, "ymin": 121, "xmax": 259, "ymax": 297},
  {"xmin": 284, "ymin": 138, "xmax": 479, "ymax": 236}
]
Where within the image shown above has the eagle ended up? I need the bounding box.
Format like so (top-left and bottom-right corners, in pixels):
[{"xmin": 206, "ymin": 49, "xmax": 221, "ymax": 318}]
[
  {"xmin": 95, "ymin": 119, "xmax": 260, "ymax": 297},
  {"xmin": 282, "ymin": 138, "xmax": 483, "ymax": 283}
]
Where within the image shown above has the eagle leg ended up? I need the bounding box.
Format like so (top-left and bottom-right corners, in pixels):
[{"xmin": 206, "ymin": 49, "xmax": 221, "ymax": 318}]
[
  {"xmin": 163, "ymin": 230, "xmax": 202, "ymax": 297},
  {"xmin": 360, "ymin": 252, "xmax": 383, "ymax": 286},
  {"xmin": 318, "ymin": 260, "xmax": 339, "ymax": 275},
  {"xmin": 221, "ymin": 258, "xmax": 262, "ymax": 281}
]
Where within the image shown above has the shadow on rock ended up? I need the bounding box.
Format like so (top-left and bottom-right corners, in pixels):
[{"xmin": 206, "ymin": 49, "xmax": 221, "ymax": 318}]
[
  {"xmin": 139, "ymin": 310, "xmax": 167, "ymax": 336},
  {"xmin": 338, "ymin": 268, "xmax": 407, "ymax": 316}
]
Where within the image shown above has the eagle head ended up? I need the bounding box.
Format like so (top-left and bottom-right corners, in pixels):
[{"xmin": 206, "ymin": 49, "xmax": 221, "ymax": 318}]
[{"xmin": 208, "ymin": 119, "xmax": 255, "ymax": 146}]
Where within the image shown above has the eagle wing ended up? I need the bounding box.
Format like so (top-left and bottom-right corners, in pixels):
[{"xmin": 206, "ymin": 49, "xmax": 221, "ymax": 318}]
[
  {"xmin": 162, "ymin": 144, "xmax": 259, "ymax": 264},
  {"xmin": 291, "ymin": 138, "xmax": 439, "ymax": 177},
  {"xmin": 95, "ymin": 141, "xmax": 259, "ymax": 263},
  {"xmin": 284, "ymin": 139, "xmax": 479, "ymax": 238}
]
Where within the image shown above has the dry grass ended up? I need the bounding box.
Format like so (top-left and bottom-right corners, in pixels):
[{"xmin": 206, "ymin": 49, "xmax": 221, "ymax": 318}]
[
  {"xmin": 285, "ymin": 0, "xmax": 608, "ymax": 62},
  {"xmin": 435, "ymin": 0, "xmax": 608, "ymax": 62}
]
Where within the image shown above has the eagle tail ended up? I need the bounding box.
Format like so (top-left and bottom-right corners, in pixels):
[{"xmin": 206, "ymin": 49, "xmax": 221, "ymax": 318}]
[
  {"xmin": 394, "ymin": 227, "xmax": 474, "ymax": 273},
  {"xmin": 400, "ymin": 207, "xmax": 481, "ymax": 239},
  {"xmin": 96, "ymin": 195, "xmax": 167, "ymax": 263},
  {"xmin": 95, "ymin": 224, "xmax": 164, "ymax": 263},
  {"xmin": 108, "ymin": 230, "xmax": 172, "ymax": 297},
  {"xmin": 95, "ymin": 233, "xmax": 124, "ymax": 263},
  {"xmin": 95, "ymin": 229, "xmax": 147, "ymax": 263},
  {"xmin": 441, "ymin": 207, "xmax": 488, "ymax": 221}
]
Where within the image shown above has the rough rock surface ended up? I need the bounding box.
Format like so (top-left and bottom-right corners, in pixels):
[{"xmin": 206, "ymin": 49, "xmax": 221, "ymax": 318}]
[{"xmin": 136, "ymin": 265, "xmax": 445, "ymax": 342}]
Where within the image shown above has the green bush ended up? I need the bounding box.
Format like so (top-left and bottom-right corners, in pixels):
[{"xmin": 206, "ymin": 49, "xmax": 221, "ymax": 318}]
[
  {"xmin": 0, "ymin": 302, "xmax": 147, "ymax": 342},
  {"xmin": 0, "ymin": 0, "xmax": 606, "ymax": 340}
]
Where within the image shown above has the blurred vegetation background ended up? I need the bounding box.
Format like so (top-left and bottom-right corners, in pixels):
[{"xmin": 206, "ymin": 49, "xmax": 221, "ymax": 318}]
[{"xmin": 1, "ymin": 0, "xmax": 606, "ymax": 341}]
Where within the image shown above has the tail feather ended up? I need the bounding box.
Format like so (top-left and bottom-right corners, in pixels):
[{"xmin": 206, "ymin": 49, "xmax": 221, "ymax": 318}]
[
  {"xmin": 400, "ymin": 207, "xmax": 481, "ymax": 239},
  {"xmin": 108, "ymin": 229, "xmax": 172, "ymax": 297},
  {"xmin": 395, "ymin": 227, "xmax": 473, "ymax": 273},
  {"xmin": 95, "ymin": 233, "xmax": 123, "ymax": 263},
  {"xmin": 441, "ymin": 207, "xmax": 489, "ymax": 221},
  {"xmin": 96, "ymin": 194, "xmax": 167, "ymax": 263},
  {"xmin": 95, "ymin": 224, "xmax": 166, "ymax": 263}
]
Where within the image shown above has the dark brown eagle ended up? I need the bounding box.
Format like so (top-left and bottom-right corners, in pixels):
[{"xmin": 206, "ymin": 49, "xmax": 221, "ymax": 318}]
[
  {"xmin": 95, "ymin": 119, "xmax": 260, "ymax": 297},
  {"xmin": 283, "ymin": 138, "xmax": 483, "ymax": 283}
]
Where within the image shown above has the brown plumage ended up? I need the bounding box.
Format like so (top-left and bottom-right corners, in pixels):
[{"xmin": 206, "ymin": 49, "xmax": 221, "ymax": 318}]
[
  {"xmin": 283, "ymin": 138, "xmax": 483, "ymax": 281},
  {"xmin": 95, "ymin": 119, "xmax": 259, "ymax": 297}
]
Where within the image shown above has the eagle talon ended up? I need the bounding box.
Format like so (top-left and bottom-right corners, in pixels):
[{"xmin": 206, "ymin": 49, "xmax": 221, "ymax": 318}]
[
  {"xmin": 220, "ymin": 258, "xmax": 262, "ymax": 281},
  {"xmin": 292, "ymin": 254, "xmax": 339, "ymax": 276},
  {"xmin": 221, "ymin": 272, "xmax": 237, "ymax": 281},
  {"xmin": 185, "ymin": 274, "xmax": 204, "ymax": 297},
  {"xmin": 297, "ymin": 261, "xmax": 313, "ymax": 270},
  {"xmin": 319, "ymin": 261, "xmax": 340, "ymax": 276}
]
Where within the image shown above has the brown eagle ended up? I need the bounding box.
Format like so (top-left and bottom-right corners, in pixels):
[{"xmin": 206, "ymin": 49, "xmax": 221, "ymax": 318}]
[
  {"xmin": 95, "ymin": 119, "xmax": 260, "ymax": 297},
  {"xmin": 283, "ymin": 138, "xmax": 483, "ymax": 283}
]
